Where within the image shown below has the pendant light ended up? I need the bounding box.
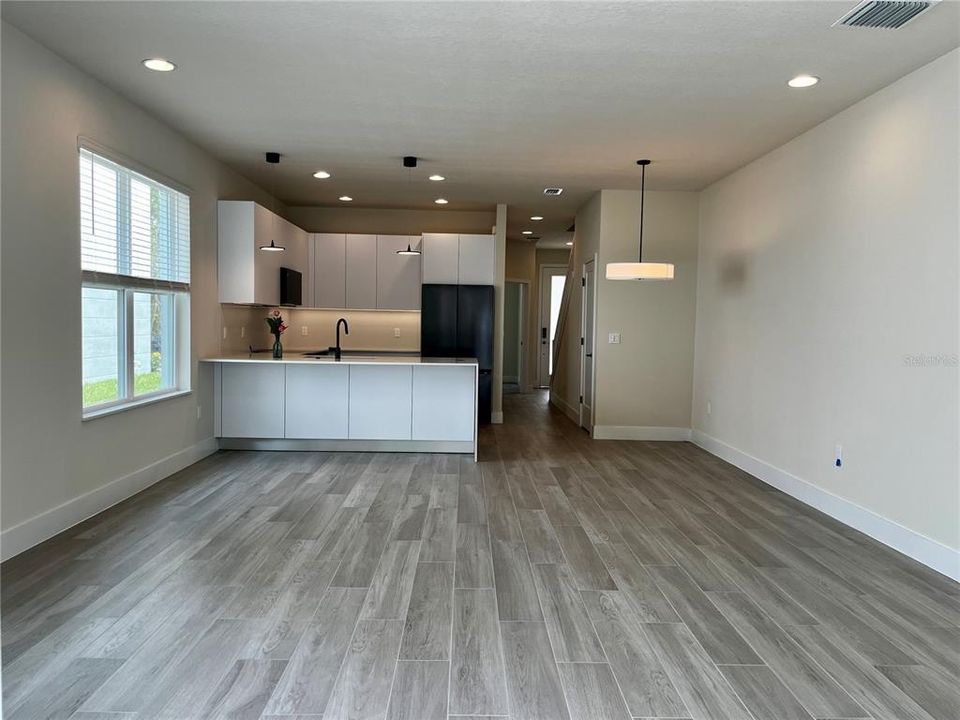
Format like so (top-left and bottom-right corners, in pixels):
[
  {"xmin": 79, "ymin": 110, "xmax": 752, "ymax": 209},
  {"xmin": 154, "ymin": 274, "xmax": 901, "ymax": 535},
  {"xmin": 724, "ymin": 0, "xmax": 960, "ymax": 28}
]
[
  {"xmin": 396, "ymin": 243, "xmax": 421, "ymax": 256},
  {"xmin": 259, "ymin": 151, "xmax": 286, "ymax": 252},
  {"xmin": 605, "ymin": 159, "xmax": 674, "ymax": 281}
]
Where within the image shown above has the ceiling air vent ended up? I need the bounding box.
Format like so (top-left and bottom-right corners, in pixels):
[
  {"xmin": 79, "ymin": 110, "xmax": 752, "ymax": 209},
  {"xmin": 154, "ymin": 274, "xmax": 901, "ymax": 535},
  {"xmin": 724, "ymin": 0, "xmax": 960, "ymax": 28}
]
[
  {"xmin": 834, "ymin": 0, "xmax": 939, "ymax": 28},
  {"xmin": 543, "ymin": 187, "xmax": 563, "ymax": 196}
]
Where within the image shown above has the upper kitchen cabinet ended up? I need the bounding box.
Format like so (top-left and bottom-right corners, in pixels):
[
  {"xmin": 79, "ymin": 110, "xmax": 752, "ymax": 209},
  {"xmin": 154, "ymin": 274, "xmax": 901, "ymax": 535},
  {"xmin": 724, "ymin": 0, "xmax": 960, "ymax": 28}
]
[
  {"xmin": 218, "ymin": 200, "xmax": 309, "ymax": 305},
  {"xmin": 377, "ymin": 235, "xmax": 421, "ymax": 310},
  {"xmin": 422, "ymin": 233, "xmax": 495, "ymax": 285},
  {"xmin": 345, "ymin": 234, "xmax": 378, "ymax": 309},
  {"xmin": 458, "ymin": 234, "xmax": 496, "ymax": 285},
  {"xmin": 422, "ymin": 233, "xmax": 460, "ymax": 284},
  {"xmin": 312, "ymin": 233, "xmax": 347, "ymax": 308}
]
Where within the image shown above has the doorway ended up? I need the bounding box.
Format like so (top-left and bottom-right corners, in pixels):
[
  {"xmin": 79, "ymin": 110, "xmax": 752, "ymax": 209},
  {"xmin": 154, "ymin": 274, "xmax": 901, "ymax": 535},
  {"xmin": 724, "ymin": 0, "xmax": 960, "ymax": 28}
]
[
  {"xmin": 580, "ymin": 257, "xmax": 597, "ymax": 431},
  {"xmin": 538, "ymin": 264, "xmax": 567, "ymax": 388},
  {"xmin": 504, "ymin": 280, "xmax": 528, "ymax": 392}
]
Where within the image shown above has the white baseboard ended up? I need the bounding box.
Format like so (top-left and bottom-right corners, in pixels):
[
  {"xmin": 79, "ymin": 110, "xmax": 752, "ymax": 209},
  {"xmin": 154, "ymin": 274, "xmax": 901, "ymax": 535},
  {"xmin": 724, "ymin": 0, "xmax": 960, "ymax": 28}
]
[
  {"xmin": 549, "ymin": 391, "xmax": 579, "ymax": 424},
  {"xmin": 491, "ymin": 411, "xmax": 504, "ymax": 424},
  {"xmin": 1, "ymin": 438, "xmax": 218, "ymax": 562},
  {"xmin": 593, "ymin": 425, "xmax": 692, "ymax": 441},
  {"xmin": 692, "ymin": 430, "xmax": 960, "ymax": 582}
]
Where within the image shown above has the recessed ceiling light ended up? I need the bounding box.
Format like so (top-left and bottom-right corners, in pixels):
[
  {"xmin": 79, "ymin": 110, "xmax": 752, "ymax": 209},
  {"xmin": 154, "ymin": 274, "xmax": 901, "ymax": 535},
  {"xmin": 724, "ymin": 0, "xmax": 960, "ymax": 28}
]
[
  {"xmin": 339, "ymin": 195, "xmax": 353, "ymax": 202},
  {"xmin": 522, "ymin": 230, "xmax": 533, "ymax": 235},
  {"xmin": 788, "ymin": 74, "xmax": 819, "ymax": 88},
  {"xmin": 565, "ymin": 241, "xmax": 573, "ymax": 246},
  {"xmin": 435, "ymin": 198, "xmax": 448, "ymax": 204},
  {"xmin": 530, "ymin": 216, "xmax": 543, "ymax": 221},
  {"xmin": 142, "ymin": 58, "xmax": 176, "ymax": 72},
  {"xmin": 429, "ymin": 174, "xmax": 445, "ymax": 182},
  {"xmin": 312, "ymin": 170, "xmax": 331, "ymax": 179}
]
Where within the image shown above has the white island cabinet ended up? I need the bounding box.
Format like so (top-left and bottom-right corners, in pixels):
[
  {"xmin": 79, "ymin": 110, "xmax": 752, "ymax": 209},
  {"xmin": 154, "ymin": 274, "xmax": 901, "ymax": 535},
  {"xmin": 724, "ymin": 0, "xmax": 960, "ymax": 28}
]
[{"xmin": 208, "ymin": 355, "xmax": 478, "ymax": 458}]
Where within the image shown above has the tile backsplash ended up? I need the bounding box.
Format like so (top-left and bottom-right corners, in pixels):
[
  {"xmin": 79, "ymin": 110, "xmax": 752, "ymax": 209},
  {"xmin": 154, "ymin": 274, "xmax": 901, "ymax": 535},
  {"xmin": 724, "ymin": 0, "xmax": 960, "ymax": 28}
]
[{"xmin": 220, "ymin": 305, "xmax": 421, "ymax": 354}]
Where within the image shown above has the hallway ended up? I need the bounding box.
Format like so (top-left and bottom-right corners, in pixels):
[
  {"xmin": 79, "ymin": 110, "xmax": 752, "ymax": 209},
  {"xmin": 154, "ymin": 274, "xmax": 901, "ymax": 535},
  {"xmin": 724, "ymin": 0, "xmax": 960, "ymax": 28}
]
[{"xmin": 2, "ymin": 391, "xmax": 958, "ymax": 719}]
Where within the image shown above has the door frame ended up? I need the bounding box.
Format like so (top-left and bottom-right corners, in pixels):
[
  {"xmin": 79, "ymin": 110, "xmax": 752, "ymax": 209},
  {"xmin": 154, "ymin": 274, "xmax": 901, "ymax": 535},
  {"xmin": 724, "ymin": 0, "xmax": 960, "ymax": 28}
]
[
  {"xmin": 579, "ymin": 254, "xmax": 598, "ymax": 432},
  {"xmin": 537, "ymin": 263, "xmax": 569, "ymax": 388},
  {"xmin": 504, "ymin": 278, "xmax": 530, "ymax": 391}
]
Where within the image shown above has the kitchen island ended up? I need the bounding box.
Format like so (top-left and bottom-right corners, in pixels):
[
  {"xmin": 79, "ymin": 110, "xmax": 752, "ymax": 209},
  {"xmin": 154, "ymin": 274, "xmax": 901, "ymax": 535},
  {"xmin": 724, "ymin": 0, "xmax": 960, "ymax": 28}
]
[{"xmin": 203, "ymin": 353, "xmax": 478, "ymax": 459}]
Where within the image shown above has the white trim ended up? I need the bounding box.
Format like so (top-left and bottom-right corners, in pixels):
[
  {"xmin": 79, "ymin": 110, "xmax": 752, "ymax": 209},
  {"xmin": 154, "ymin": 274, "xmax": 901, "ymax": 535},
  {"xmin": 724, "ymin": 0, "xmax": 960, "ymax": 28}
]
[
  {"xmin": 593, "ymin": 425, "xmax": 692, "ymax": 441},
  {"xmin": 0, "ymin": 438, "xmax": 218, "ymax": 562},
  {"xmin": 549, "ymin": 390, "xmax": 580, "ymax": 424},
  {"xmin": 491, "ymin": 411, "xmax": 504, "ymax": 424},
  {"xmin": 692, "ymin": 430, "xmax": 960, "ymax": 582},
  {"xmin": 219, "ymin": 438, "xmax": 474, "ymax": 453}
]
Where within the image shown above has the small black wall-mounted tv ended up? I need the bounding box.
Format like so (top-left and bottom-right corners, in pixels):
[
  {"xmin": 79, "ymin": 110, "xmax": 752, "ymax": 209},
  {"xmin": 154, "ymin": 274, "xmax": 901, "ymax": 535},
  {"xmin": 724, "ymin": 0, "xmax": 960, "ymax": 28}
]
[{"xmin": 280, "ymin": 267, "xmax": 302, "ymax": 306}]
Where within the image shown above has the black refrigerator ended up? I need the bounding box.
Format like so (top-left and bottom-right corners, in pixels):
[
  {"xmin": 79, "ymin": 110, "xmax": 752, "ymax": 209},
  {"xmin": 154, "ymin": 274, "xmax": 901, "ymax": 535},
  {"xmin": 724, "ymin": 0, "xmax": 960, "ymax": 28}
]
[{"xmin": 421, "ymin": 284, "xmax": 494, "ymax": 424}]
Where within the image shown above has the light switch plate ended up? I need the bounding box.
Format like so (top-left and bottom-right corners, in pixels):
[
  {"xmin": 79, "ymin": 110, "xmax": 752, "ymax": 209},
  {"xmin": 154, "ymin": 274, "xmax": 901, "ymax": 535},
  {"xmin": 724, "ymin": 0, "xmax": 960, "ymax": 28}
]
[
  {"xmin": 394, "ymin": 328, "xmax": 401, "ymax": 338},
  {"xmin": 608, "ymin": 332, "xmax": 621, "ymax": 344},
  {"xmin": 300, "ymin": 326, "xmax": 309, "ymax": 336}
]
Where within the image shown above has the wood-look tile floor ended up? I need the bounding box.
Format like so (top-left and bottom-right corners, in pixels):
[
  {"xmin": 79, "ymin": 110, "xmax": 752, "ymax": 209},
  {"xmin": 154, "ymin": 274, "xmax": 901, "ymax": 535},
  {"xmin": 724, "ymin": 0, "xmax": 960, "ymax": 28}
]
[{"xmin": 3, "ymin": 391, "xmax": 959, "ymax": 720}]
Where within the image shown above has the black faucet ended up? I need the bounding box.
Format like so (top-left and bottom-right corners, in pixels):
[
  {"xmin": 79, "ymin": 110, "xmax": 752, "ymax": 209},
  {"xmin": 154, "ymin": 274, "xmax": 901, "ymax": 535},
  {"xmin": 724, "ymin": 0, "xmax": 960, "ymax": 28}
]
[{"xmin": 331, "ymin": 317, "xmax": 349, "ymax": 360}]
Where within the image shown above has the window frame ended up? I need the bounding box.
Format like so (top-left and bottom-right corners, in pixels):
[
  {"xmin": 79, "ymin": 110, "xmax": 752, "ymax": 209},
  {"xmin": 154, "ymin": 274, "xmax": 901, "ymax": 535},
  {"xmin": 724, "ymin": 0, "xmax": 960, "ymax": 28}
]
[{"xmin": 79, "ymin": 139, "xmax": 193, "ymax": 419}]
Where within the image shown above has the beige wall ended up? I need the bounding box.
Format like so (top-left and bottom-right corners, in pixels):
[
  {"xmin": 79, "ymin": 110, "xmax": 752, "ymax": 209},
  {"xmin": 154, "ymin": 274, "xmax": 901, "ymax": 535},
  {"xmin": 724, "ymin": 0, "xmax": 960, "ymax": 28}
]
[
  {"xmin": 694, "ymin": 50, "xmax": 959, "ymax": 559},
  {"xmin": 552, "ymin": 193, "xmax": 601, "ymax": 418},
  {"xmin": 0, "ymin": 22, "xmax": 278, "ymax": 555},
  {"xmin": 287, "ymin": 205, "xmax": 495, "ymax": 235},
  {"xmin": 220, "ymin": 305, "xmax": 420, "ymax": 354},
  {"xmin": 594, "ymin": 190, "xmax": 699, "ymax": 433}
]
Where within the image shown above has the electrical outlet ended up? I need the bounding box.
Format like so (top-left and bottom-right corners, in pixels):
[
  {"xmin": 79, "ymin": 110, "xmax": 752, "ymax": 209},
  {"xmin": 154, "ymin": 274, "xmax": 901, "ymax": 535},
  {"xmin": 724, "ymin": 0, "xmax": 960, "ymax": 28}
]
[
  {"xmin": 608, "ymin": 332, "xmax": 621, "ymax": 344},
  {"xmin": 834, "ymin": 443, "xmax": 843, "ymax": 468},
  {"xmin": 240, "ymin": 326, "xmax": 246, "ymax": 339},
  {"xmin": 300, "ymin": 326, "xmax": 309, "ymax": 336},
  {"xmin": 706, "ymin": 400, "xmax": 712, "ymax": 416},
  {"xmin": 394, "ymin": 327, "xmax": 401, "ymax": 338}
]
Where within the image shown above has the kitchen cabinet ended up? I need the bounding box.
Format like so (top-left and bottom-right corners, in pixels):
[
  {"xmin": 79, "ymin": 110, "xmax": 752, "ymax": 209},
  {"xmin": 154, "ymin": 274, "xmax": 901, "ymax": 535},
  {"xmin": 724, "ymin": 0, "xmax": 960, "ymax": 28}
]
[
  {"xmin": 220, "ymin": 363, "xmax": 285, "ymax": 437},
  {"xmin": 458, "ymin": 234, "xmax": 496, "ymax": 285},
  {"xmin": 312, "ymin": 233, "xmax": 347, "ymax": 308},
  {"xmin": 348, "ymin": 365, "xmax": 413, "ymax": 440},
  {"xmin": 421, "ymin": 233, "xmax": 495, "ymax": 286},
  {"xmin": 345, "ymin": 234, "xmax": 378, "ymax": 309},
  {"xmin": 218, "ymin": 200, "xmax": 309, "ymax": 305},
  {"xmin": 422, "ymin": 233, "xmax": 460, "ymax": 284},
  {"xmin": 285, "ymin": 364, "xmax": 349, "ymax": 439},
  {"xmin": 412, "ymin": 365, "xmax": 475, "ymax": 441},
  {"xmin": 377, "ymin": 235, "xmax": 421, "ymax": 310}
]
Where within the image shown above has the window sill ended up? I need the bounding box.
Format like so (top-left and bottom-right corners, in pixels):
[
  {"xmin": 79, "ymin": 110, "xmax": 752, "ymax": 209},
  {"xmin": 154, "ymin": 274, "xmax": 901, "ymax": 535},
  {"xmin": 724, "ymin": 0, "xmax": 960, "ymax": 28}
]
[{"xmin": 82, "ymin": 389, "xmax": 192, "ymax": 421}]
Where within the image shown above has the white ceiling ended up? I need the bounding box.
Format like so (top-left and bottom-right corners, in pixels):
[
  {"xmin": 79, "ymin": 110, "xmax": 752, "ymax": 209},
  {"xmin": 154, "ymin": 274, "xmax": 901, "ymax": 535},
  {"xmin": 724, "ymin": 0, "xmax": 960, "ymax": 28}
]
[{"xmin": 3, "ymin": 1, "xmax": 958, "ymax": 240}]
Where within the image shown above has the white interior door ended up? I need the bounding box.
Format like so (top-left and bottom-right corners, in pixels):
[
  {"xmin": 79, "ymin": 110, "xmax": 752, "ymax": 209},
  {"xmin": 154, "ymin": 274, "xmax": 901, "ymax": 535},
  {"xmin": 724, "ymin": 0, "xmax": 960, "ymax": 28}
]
[
  {"xmin": 580, "ymin": 259, "xmax": 596, "ymax": 431},
  {"xmin": 538, "ymin": 265, "xmax": 568, "ymax": 387}
]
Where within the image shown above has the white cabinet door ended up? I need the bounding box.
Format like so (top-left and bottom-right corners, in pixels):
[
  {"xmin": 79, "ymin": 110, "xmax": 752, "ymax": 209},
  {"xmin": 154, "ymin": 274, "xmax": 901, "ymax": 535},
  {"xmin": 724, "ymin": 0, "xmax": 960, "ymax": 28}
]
[
  {"xmin": 218, "ymin": 201, "xmax": 256, "ymax": 304},
  {"xmin": 345, "ymin": 234, "xmax": 378, "ymax": 309},
  {"xmin": 458, "ymin": 234, "xmax": 496, "ymax": 285},
  {"xmin": 422, "ymin": 233, "xmax": 459, "ymax": 284},
  {"xmin": 412, "ymin": 365, "xmax": 476, "ymax": 441},
  {"xmin": 282, "ymin": 219, "xmax": 310, "ymax": 306},
  {"xmin": 377, "ymin": 235, "xmax": 421, "ymax": 310},
  {"xmin": 284, "ymin": 364, "xmax": 349, "ymax": 439},
  {"xmin": 220, "ymin": 364, "xmax": 285, "ymax": 438},
  {"xmin": 253, "ymin": 204, "xmax": 283, "ymax": 306},
  {"xmin": 348, "ymin": 365, "xmax": 412, "ymax": 440},
  {"xmin": 313, "ymin": 233, "xmax": 346, "ymax": 308}
]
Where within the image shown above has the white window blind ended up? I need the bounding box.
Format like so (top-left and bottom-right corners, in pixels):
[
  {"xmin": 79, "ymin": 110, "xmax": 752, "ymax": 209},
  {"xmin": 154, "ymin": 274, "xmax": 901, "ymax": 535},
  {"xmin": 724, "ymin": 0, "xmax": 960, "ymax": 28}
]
[{"xmin": 80, "ymin": 147, "xmax": 190, "ymax": 290}]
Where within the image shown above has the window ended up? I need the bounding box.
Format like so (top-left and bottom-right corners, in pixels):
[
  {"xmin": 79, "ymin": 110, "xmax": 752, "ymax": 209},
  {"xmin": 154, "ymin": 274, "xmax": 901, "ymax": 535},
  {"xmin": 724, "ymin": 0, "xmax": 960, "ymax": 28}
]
[{"xmin": 80, "ymin": 146, "xmax": 190, "ymax": 415}]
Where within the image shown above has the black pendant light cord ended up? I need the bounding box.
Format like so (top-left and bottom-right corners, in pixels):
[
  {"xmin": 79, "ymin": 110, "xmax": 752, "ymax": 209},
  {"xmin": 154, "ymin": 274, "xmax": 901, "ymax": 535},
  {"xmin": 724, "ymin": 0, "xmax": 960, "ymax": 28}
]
[{"xmin": 637, "ymin": 159, "xmax": 650, "ymax": 262}]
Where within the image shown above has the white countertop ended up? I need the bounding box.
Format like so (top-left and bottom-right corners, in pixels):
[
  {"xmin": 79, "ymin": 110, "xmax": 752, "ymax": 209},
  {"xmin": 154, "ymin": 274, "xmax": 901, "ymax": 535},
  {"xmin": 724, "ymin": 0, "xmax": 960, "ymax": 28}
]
[{"xmin": 203, "ymin": 352, "xmax": 478, "ymax": 366}]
